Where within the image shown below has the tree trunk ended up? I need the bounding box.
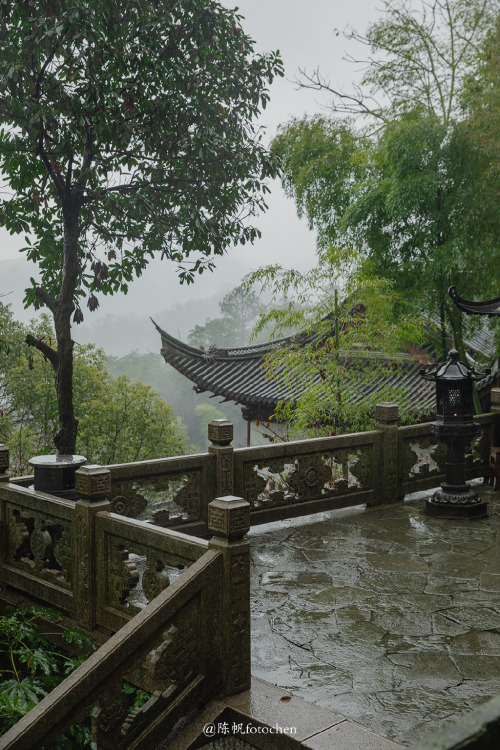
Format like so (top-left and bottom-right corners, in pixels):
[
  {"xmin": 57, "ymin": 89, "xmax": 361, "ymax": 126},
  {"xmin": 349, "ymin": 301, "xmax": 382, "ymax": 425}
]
[
  {"xmin": 52, "ymin": 203, "xmax": 80, "ymax": 454},
  {"xmin": 440, "ymin": 304, "xmax": 447, "ymax": 361},
  {"xmin": 52, "ymin": 327, "xmax": 77, "ymax": 454}
]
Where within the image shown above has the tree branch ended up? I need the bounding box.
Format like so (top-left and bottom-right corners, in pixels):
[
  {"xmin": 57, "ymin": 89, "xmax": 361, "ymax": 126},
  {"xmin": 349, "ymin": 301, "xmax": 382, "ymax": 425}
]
[
  {"xmin": 34, "ymin": 286, "xmax": 56, "ymax": 313},
  {"xmin": 34, "ymin": 24, "xmax": 71, "ymax": 99},
  {"xmin": 25, "ymin": 334, "xmax": 58, "ymax": 368}
]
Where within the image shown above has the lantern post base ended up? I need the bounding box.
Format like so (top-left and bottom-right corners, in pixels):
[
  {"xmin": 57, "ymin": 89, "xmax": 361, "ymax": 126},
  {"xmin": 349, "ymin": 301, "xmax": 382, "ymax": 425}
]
[{"xmin": 426, "ymin": 484, "xmax": 488, "ymax": 519}]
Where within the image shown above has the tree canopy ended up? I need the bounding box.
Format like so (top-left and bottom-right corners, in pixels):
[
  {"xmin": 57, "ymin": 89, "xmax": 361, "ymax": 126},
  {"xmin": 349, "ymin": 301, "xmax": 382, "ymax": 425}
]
[
  {"xmin": 0, "ymin": 303, "xmax": 188, "ymax": 473},
  {"xmin": 274, "ymin": 0, "xmax": 500, "ymax": 370},
  {"xmin": 187, "ymin": 285, "xmax": 268, "ymax": 349},
  {"xmin": 0, "ymin": 0, "xmax": 282, "ymax": 453},
  {"xmin": 240, "ymin": 248, "xmax": 427, "ymax": 437}
]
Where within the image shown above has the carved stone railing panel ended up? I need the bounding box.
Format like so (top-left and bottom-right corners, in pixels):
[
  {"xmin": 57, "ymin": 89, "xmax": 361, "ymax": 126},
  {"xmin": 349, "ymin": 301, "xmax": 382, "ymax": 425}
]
[
  {"xmin": 92, "ymin": 594, "xmax": 203, "ymax": 749},
  {"xmin": 398, "ymin": 414, "xmax": 496, "ymax": 490},
  {"xmin": 240, "ymin": 445, "xmax": 374, "ymax": 511},
  {"xmin": 0, "ymin": 550, "xmax": 224, "ymax": 750},
  {"xmin": 96, "ymin": 512, "xmax": 209, "ymax": 632},
  {"xmin": 2, "ymin": 498, "xmax": 74, "ymax": 591},
  {"xmin": 400, "ymin": 435, "xmax": 446, "ymax": 480},
  {"xmin": 105, "ymin": 454, "xmax": 214, "ymax": 531},
  {"xmin": 105, "ymin": 543, "xmax": 188, "ymax": 615},
  {"xmin": 109, "ymin": 471, "xmax": 202, "ymax": 525},
  {"xmin": 0, "ymin": 483, "xmax": 76, "ymax": 614}
]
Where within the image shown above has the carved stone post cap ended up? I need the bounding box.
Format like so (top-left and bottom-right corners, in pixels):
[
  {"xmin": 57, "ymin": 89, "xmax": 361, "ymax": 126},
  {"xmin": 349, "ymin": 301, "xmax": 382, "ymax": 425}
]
[
  {"xmin": 208, "ymin": 495, "xmax": 250, "ymax": 539},
  {"xmin": 491, "ymin": 388, "xmax": 500, "ymax": 408},
  {"xmin": 375, "ymin": 402, "xmax": 399, "ymax": 424},
  {"xmin": 208, "ymin": 419, "xmax": 233, "ymax": 446},
  {"xmin": 0, "ymin": 444, "xmax": 9, "ymax": 473},
  {"xmin": 75, "ymin": 464, "xmax": 111, "ymax": 500}
]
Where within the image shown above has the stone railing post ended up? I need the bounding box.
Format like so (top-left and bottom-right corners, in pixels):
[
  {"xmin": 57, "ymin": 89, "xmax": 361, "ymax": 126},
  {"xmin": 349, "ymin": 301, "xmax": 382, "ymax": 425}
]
[
  {"xmin": 0, "ymin": 444, "xmax": 9, "ymax": 483},
  {"xmin": 375, "ymin": 402, "xmax": 400, "ymax": 505},
  {"xmin": 492, "ymin": 389, "xmax": 500, "ymax": 446},
  {"xmin": 74, "ymin": 465, "xmax": 111, "ymax": 631},
  {"xmin": 208, "ymin": 495, "xmax": 251, "ymax": 696},
  {"xmin": 208, "ymin": 419, "xmax": 234, "ymax": 497},
  {"xmin": 491, "ymin": 388, "xmax": 500, "ymax": 415}
]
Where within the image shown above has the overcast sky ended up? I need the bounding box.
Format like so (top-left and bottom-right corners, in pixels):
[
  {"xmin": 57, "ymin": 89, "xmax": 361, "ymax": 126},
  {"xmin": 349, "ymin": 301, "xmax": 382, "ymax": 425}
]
[{"xmin": 1, "ymin": 0, "xmax": 388, "ymax": 329}]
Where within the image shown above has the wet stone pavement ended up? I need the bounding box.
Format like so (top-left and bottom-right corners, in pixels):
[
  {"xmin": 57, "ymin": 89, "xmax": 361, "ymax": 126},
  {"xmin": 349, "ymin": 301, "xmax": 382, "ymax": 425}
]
[{"xmin": 249, "ymin": 485, "xmax": 500, "ymax": 747}]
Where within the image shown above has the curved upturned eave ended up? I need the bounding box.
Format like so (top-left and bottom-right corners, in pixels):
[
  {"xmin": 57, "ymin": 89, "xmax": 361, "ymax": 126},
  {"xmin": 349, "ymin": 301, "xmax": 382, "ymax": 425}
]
[
  {"xmin": 152, "ymin": 318, "xmax": 289, "ymax": 411},
  {"xmin": 152, "ymin": 318, "xmax": 312, "ymax": 362},
  {"xmin": 449, "ymin": 286, "xmax": 500, "ymax": 317},
  {"xmin": 153, "ymin": 318, "xmax": 437, "ymax": 417}
]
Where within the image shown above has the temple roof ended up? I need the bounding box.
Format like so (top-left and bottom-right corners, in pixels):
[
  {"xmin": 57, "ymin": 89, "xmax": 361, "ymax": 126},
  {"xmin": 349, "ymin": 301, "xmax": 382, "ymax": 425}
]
[
  {"xmin": 449, "ymin": 286, "xmax": 500, "ymax": 317},
  {"xmin": 154, "ymin": 320, "xmax": 437, "ymax": 417}
]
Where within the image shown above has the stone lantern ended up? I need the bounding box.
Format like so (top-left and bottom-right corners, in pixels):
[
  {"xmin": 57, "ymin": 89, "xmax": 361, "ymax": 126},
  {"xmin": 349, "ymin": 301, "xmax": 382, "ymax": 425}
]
[{"xmin": 420, "ymin": 349, "xmax": 489, "ymax": 518}]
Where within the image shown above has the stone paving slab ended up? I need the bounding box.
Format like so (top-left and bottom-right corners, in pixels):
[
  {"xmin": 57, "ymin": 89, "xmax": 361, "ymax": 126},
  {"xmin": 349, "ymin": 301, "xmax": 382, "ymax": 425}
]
[
  {"xmin": 166, "ymin": 677, "xmax": 403, "ymax": 750},
  {"xmin": 249, "ymin": 485, "xmax": 500, "ymax": 747}
]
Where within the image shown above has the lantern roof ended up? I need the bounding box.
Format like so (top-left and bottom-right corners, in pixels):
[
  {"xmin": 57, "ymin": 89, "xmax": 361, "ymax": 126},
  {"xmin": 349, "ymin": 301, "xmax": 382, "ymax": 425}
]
[{"xmin": 421, "ymin": 349, "xmax": 489, "ymax": 383}]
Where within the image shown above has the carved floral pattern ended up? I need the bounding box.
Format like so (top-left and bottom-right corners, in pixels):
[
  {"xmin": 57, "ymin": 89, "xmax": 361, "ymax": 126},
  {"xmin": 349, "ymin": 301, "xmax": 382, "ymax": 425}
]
[
  {"xmin": 288, "ymin": 455, "xmax": 332, "ymax": 498},
  {"xmin": 242, "ymin": 449, "xmax": 371, "ymax": 510}
]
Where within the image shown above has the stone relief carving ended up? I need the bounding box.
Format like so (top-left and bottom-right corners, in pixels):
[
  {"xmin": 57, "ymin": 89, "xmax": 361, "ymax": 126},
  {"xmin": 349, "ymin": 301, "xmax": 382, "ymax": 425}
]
[
  {"xmin": 142, "ymin": 597, "xmax": 200, "ymax": 690},
  {"xmin": 5, "ymin": 505, "xmax": 72, "ymax": 588},
  {"xmin": 110, "ymin": 493, "xmax": 148, "ymax": 519},
  {"xmin": 217, "ymin": 450, "xmax": 234, "ymax": 496},
  {"xmin": 288, "ymin": 454, "xmax": 332, "ymax": 498},
  {"xmin": 401, "ymin": 436, "xmax": 446, "ymax": 479},
  {"xmin": 93, "ymin": 605, "xmax": 202, "ymax": 750},
  {"xmin": 105, "ymin": 538, "xmax": 188, "ymax": 612},
  {"xmin": 229, "ymin": 550, "xmax": 251, "ymax": 693},
  {"xmin": 109, "ymin": 471, "xmax": 201, "ymax": 525},
  {"xmin": 142, "ymin": 558, "xmax": 170, "ymax": 602},
  {"xmin": 242, "ymin": 448, "xmax": 372, "ymax": 509},
  {"xmin": 173, "ymin": 473, "xmax": 201, "ymax": 520},
  {"xmin": 109, "ymin": 543, "xmax": 140, "ymax": 611},
  {"xmin": 241, "ymin": 464, "xmax": 268, "ymax": 508},
  {"xmin": 6, "ymin": 507, "xmax": 30, "ymax": 560},
  {"xmin": 93, "ymin": 689, "xmax": 129, "ymax": 735}
]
